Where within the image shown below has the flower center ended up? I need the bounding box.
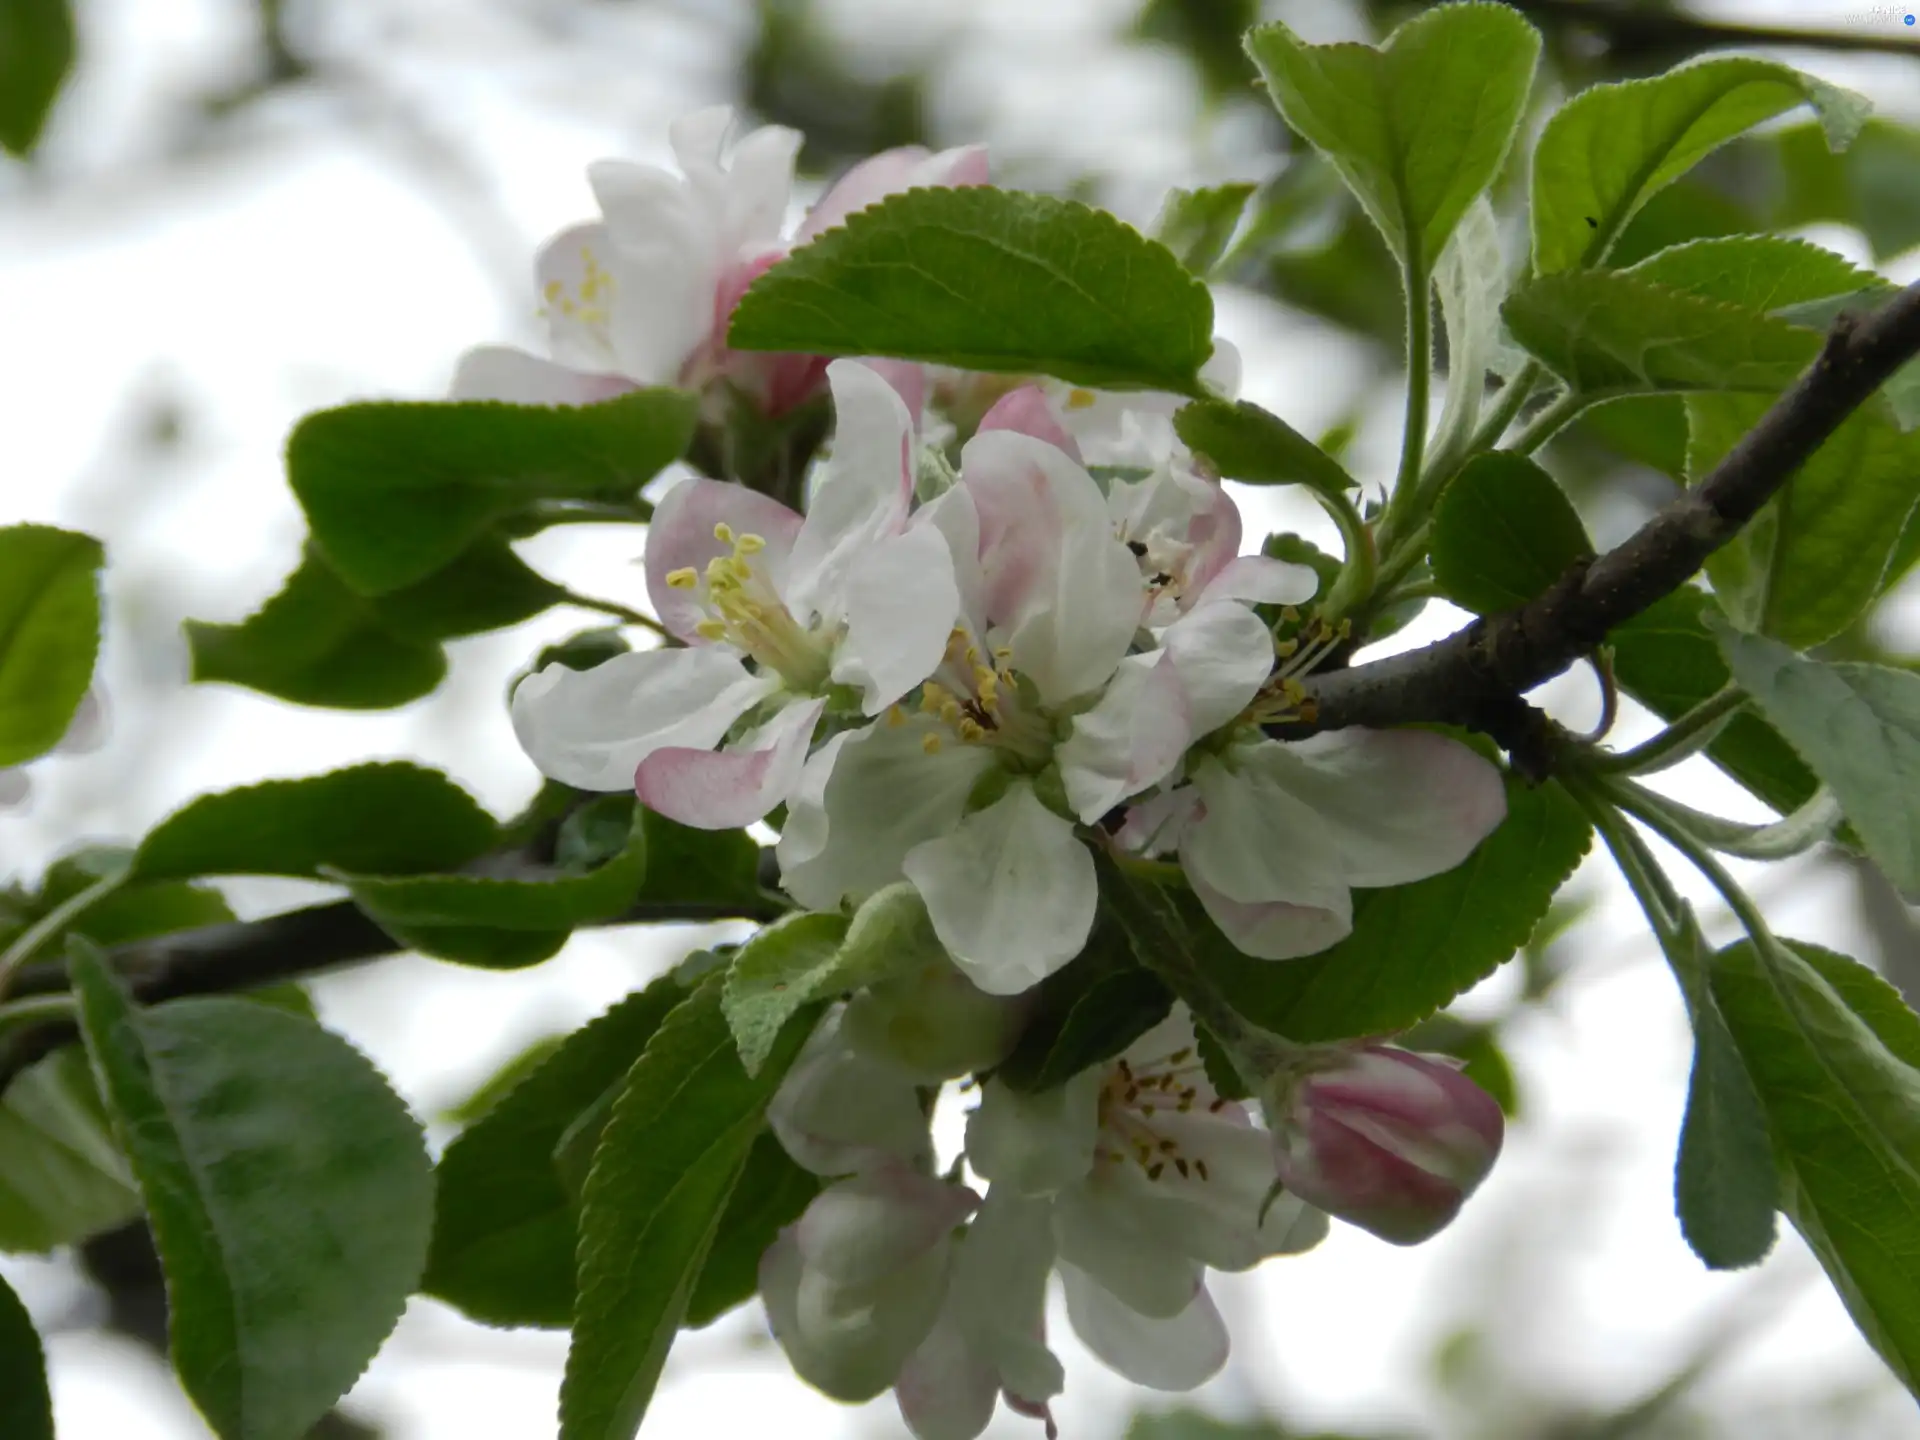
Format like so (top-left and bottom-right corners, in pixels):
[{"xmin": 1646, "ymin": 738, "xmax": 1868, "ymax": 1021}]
[
  {"xmin": 1093, "ymin": 1045, "xmax": 1231, "ymax": 1183},
  {"xmin": 540, "ymin": 242, "xmax": 618, "ymax": 358},
  {"xmin": 665, "ymin": 524, "xmax": 834, "ymax": 690},
  {"xmin": 895, "ymin": 629, "xmax": 1053, "ymax": 762},
  {"xmin": 1120, "ymin": 525, "xmax": 1198, "ymax": 612}
]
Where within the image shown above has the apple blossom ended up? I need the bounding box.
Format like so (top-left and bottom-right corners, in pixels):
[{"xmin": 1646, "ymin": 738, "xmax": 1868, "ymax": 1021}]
[
  {"xmin": 966, "ymin": 1009, "xmax": 1328, "ymax": 1390},
  {"xmin": 1265, "ymin": 1043, "xmax": 1506, "ymax": 1244},
  {"xmin": 451, "ymin": 107, "xmax": 986, "ymax": 415},
  {"xmin": 1119, "ymin": 727, "xmax": 1510, "ymax": 960},
  {"xmin": 509, "ymin": 360, "xmax": 961, "ymax": 828}
]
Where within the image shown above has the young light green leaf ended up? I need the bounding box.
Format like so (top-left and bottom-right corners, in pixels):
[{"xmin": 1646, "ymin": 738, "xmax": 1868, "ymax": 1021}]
[
  {"xmin": 1713, "ymin": 629, "xmax": 1920, "ymax": 894},
  {"xmin": 0, "ymin": 1270, "xmax": 52, "ymax": 1440},
  {"xmin": 1532, "ymin": 58, "xmax": 1869, "ymax": 276},
  {"xmin": 1693, "ymin": 395, "xmax": 1920, "ymax": 648},
  {"xmin": 1710, "ymin": 938, "xmax": 1920, "ymax": 1388},
  {"xmin": 1152, "ymin": 182, "xmax": 1257, "ymax": 277},
  {"xmin": 425, "ymin": 978, "xmax": 686, "ymax": 1329},
  {"xmin": 135, "ymin": 763, "xmax": 498, "ymax": 882},
  {"xmin": 562, "ymin": 976, "xmax": 823, "ymax": 1440},
  {"xmin": 1610, "ymin": 588, "xmax": 1818, "ymax": 816},
  {"xmin": 723, "ymin": 883, "xmax": 943, "ymax": 1075},
  {"xmin": 1174, "ymin": 399, "xmax": 1358, "ymax": 497},
  {"xmin": 1626, "ymin": 234, "xmax": 1879, "ymax": 313},
  {"xmin": 1202, "ymin": 776, "xmax": 1591, "ymax": 1041},
  {"xmin": 188, "ymin": 542, "xmax": 564, "ymax": 712},
  {"xmin": 720, "ymin": 911, "xmax": 854, "ymax": 1076},
  {"xmin": 1431, "ymin": 197, "xmax": 1516, "ymax": 466},
  {"xmin": 0, "ymin": 524, "xmax": 102, "ymax": 767},
  {"xmin": 1503, "ymin": 271, "xmax": 1822, "ymax": 396},
  {"xmin": 0, "ymin": 0, "xmax": 73, "ymax": 159},
  {"xmin": 728, "ymin": 187, "xmax": 1215, "ymax": 395},
  {"xmin": 682, "ymin": 1131, "xmax": 819, "ymax": 1328},
  {"xmin": 1246, "ymin": 5, "xmax": 1540, "ymax": 275},
  {"xmin": 290, "ymin": 390, "xmax": 696, "ymax": 595},
  {"xmin": 68, "ymin": 938, "xmax": 434, "ymax": 1440},
  {"xmin": 0, "ymin": 1048, "xmax": 140, "ymax": 1254},
  {"xmin": 1429, "ymin": 453, "xmax": 1594, "ymax": 615},
  {"xmin": 1677, "ymin": 988, "xmax": 1779, "ymax": 1269},
  {"xmin": 1764, "ymin": 118, "xmax": 1920, "ymax": 265}
]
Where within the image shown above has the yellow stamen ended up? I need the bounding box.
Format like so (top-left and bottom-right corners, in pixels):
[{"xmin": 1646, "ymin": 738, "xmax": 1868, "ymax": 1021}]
[
  {"xmin": 713, "ymin": 522, "xmax": 735, "ymax": 543},
  {"xmin": 695, "ymin": 618, "xmax": 728, "ymax": 641},
  {"xmin": 664, "ymin": 567, "xmax": 698, "ymax": 590},
  {"xmin": 887, "ymin": 705, "xmax": 906, "ymax": 728},
  {"xmin": 736, "ymin": 533, "xmax": 766, "ymax": 554},
  {"xmin": 922, "ymin": 733, "xmax": 943, "ymax": 755}
]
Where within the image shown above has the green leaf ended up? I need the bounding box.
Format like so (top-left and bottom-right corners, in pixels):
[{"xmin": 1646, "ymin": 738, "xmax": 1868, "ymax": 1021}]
[
  {"xmin": 1713, "ymin": 630, "xmax": 1920, "ymax": 894},
  {"xmin": 1676, "ymin": 988, "xmax": 1779, "ymax": 1269},
  {"xmin": 1610, "ymin": 177, "xmax": 1760, "ymax": 270},
  {"xmin": 339, "ymin": 794, "xmax": 647, "ymax": 943},
  {"xmin": 1626, "ymin": 234, "xmax": 1878, "ymax": 314},
  {"xmin": 561, "ymin": 975, "xmax": 823, "ymax": 1440},
  {"xmin": 0, "ymin": 523, "xmax": 101, "ymax": 767},
  {"xmin": 290, "ymin": 391, "xmax": 697, "ymax": 595},
  {"xmin": 1609, "ymin": 588, "xmax": 1817, "ymax": 816},
  {"xmin": 630, "ymin": 810, "xmax": 767, "ymax": 914},
  {"xmin": 728, "ymin": 187, "xmax": 1215, "ymax": 395},
  {"xmin": 1202, "ymin": 775, "xmax": 1591, "ymax": 1041},
  {"xmin": 1173, "ymin": 399, "xmax": 1358, "ymax": 498},
  {"xmin": 1800, "ymin": 947, "xmax": 1920, "ymax": 1069},
  {"xmin": 187, "ymin": 541, "xmax": 566, "ymax": 711},
  {"xmin": 682, "ymin": 1130, "xmax": 819, "ymax": 1328},
  {"xmin": 724, "ymin": 885, "xmax": 939, "ymax": 1076},
  {"xmin": 1575, "ymin": 394, "xmax": 1690, "ymax": 480},
  {"xmin": 1429, "ymin": 453, "xmax": 1594, "ymax": 614},
  {"xmin": 1764, "ymin": 118, "xmax": 1920, "ymax": 265},
  {"xmin": 67, "ymin": 938, "xmax": 433, "ymax": 1440},
  {"xmin": 1692, "ymin": 395, "xmax": 1920, "ymax": 648},
  {"xmin": 1152, "ymin": 183, "xmax": 1257, "ymax": 278},
  {"xmin": 1710, "ymin": 938, "xmax": 1920, "ymax": 1388},
  {"xmin": 425, "ymin": 979, "xmax": 686, "ymax": 1329},
  {"xmin": 0, "ymin": 0, "xmax": 73, "ymax": 158},
  {"xmin": 1246, "ymin": 5, "xmax": 1540, "ymax": 275},
  {"xmin": 1503, "ymin": 270, "xmax": 1821, "ymax": 396},
  {"xmin": 0, "ymin": 1271, "xmax": 52, "ymax": 1440},
  {"xmin": 135, "ymin": 762, "xmax": 498, "ymax": 882},
  {"xmin": 0, "ymin": 1048, "xmax": 140, "ymax": 1254},
  {"xmin": 997, "ymin": 918, "xmax": 1173, "ymax": 1094},
  {"xmin": 18, "ymin": 845, "xmax": 235, "ymax": 953},
  {"xmin": 1531, "ymin": 57, "xmax": 1868, "ymax": 276}
]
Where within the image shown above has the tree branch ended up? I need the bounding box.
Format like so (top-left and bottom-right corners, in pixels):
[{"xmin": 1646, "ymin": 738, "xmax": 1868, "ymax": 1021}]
[
  {"xmin": 1280, "ymin": 278, "xmax": 1920, "ymax": 770},
  {"xmin": 1512, "ymin": 0, "xmax": 1920, "ymax": 60},
  {"xmin": 0, "ymin": 860, "xmax": 785, "ymax": 1098}
]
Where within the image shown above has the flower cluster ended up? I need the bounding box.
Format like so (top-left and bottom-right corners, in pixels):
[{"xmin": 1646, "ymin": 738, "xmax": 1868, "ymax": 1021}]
[
  {"xmin": 500, "ymin": 110, "xmax": 1517, "ymax": 1436},
  {"xmin": 761, "ymin": 995, "xmax": 1503, "ymax": 1437}
]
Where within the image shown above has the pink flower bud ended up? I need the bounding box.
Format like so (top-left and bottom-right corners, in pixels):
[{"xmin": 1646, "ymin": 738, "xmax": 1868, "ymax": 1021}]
[{"xmin": 1267, "ymin": 1045, "xmax": 1503, "ymax": 1245}]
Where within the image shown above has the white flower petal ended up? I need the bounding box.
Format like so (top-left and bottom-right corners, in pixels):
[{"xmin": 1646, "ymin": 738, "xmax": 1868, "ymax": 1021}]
[
  {"xmin": 448, "ymin": 346, "xmax": 633, "ymax": 406},
  {"xmin": 785, "ymin": 359, "xmax": 915, "ymax": 622},
  {"xmin": 1186, "ymin": 869, "xmax": 1354, "ymax": 961},
  {"xmin": 1251, "ymin": 730, "xmax": 1509, "ymax": 888},
  {"xmin": 834, "ymin": 524, "xmax": 962, "ymax": 714},
  {"xmin": 775, "ymin": 720, "xmax": 997, "ymax": 913},
  {"xmin": 797, "ymin": 1167, "xmax": 979, "ymax": 1288},
  {"xmin": 764, "ymin": 1229, "xmax": 948, "ymax": 1403},
  {"xmin": 1192, "ymin": 554, "xmax": 1319, "ymax": 608},
  {"xmin": 895, "ymin": 1308, "xmax": 998, "ymax": 1440},
  {"xmin": 965, "ymin": 1074, "xmax": 1100, "ymax": 1194},
  {"xmin": 1186, "ymin": 757, "xmax": 1353, "ymax": 911},
  {"xmin": 509, "ymin": 649, "xmax": 772, "ymax": 791},
  {"xmin": 644, "ymin": 476, "xmax": 804, "ymax": 643},
  {"xmin": 1059, "ymin": 1262, "xmax": 1229, "ymax": 1391},
  {"xmin": 1161, "ymin": 600, "xmax": 1276, "ymax": 738},
  {"xmin": 1059, "ymin": 654, "xmax": 1192, "ymax": 823},
  {"xmin": 948, "ymin": 1190, "xmax": 1064, "ymax": 1401},
  {"xmin": 769, "ymin": 1012, "xmax": 933, "ymax": 1177},
  {"xmin": 1052, "ymin": 1184, "xmax": 1203, "ymax": 1318},
  {"xmin": 903, "ymin": 782, "xmax": 1097, "ymax": 996}
]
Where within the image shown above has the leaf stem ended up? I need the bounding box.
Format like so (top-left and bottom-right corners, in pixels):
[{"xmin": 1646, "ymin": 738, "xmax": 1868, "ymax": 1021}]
[
  {"xmin": 1587, "ymin": 684, "xmax": 1747, "ymax": 775},
  {"xmin": 1508, "ymin": 388, "xmax": 1596, "ymax": 455},
  {"xmin": 0, "ymin": 866, "xmax": 130, "ymax": 1001},
  {"xmin": 1380, "ymin": 255, "xmax": 1435, "ymax": 552},
  {"xmin": 0, "ymin": 993, "xmax": 78, "ymax": 1038},
  {"xmin": 1313, "ymin": 487, "xmax": 1379, "ymax": 625},
  {"xmin": 556, "ymin": 589, "xmax": 668, "ymax": 637}
]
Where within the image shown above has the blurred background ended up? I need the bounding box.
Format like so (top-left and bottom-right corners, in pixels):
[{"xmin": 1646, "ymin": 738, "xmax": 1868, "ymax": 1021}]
[{"xmin": 3, "ymin": 0, "xmax": 1920, "ymax": 1436}]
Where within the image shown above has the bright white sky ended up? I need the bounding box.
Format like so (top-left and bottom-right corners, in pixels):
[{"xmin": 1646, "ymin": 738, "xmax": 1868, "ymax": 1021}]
[{"xmin": 3, "ymin": 1, "xmax": 1920, "ymax": 1437}]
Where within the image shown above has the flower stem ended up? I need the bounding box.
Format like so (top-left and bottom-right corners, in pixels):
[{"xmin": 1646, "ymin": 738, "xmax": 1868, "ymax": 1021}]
[
  {"xmin": 1379, "ymin": 254, "xmax": 1435, "ymax": 553},
  {"xmin": 1587, "ymin": 684, "xmax": 1747, "ymax": 775}
]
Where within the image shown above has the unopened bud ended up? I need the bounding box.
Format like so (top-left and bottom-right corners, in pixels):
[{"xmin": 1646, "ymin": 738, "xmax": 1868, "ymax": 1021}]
[
  {"xmin": 1266, "ymin": 1045, "xmax": 1503, "ymax": 1245},
  {"xmin": 843, "ymin": 956, "xmax": 1034, "ymax": 1083}
]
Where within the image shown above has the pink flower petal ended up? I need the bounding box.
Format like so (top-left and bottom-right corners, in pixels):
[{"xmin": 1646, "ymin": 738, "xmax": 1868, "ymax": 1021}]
[
  {"xmin": 979, "ymin": 387, "xmax": 1081, "ymax": 463},
  {"xmin": 798, "ymin": 143, "xmax": 990, "ymax": 242},
  {"xmin": 644, "ymin": 477, "xmax": 804, "ymax": 642},
  {"xmin": 635, "ymin": 695, "xmax": 825, "ymax": 828}
]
